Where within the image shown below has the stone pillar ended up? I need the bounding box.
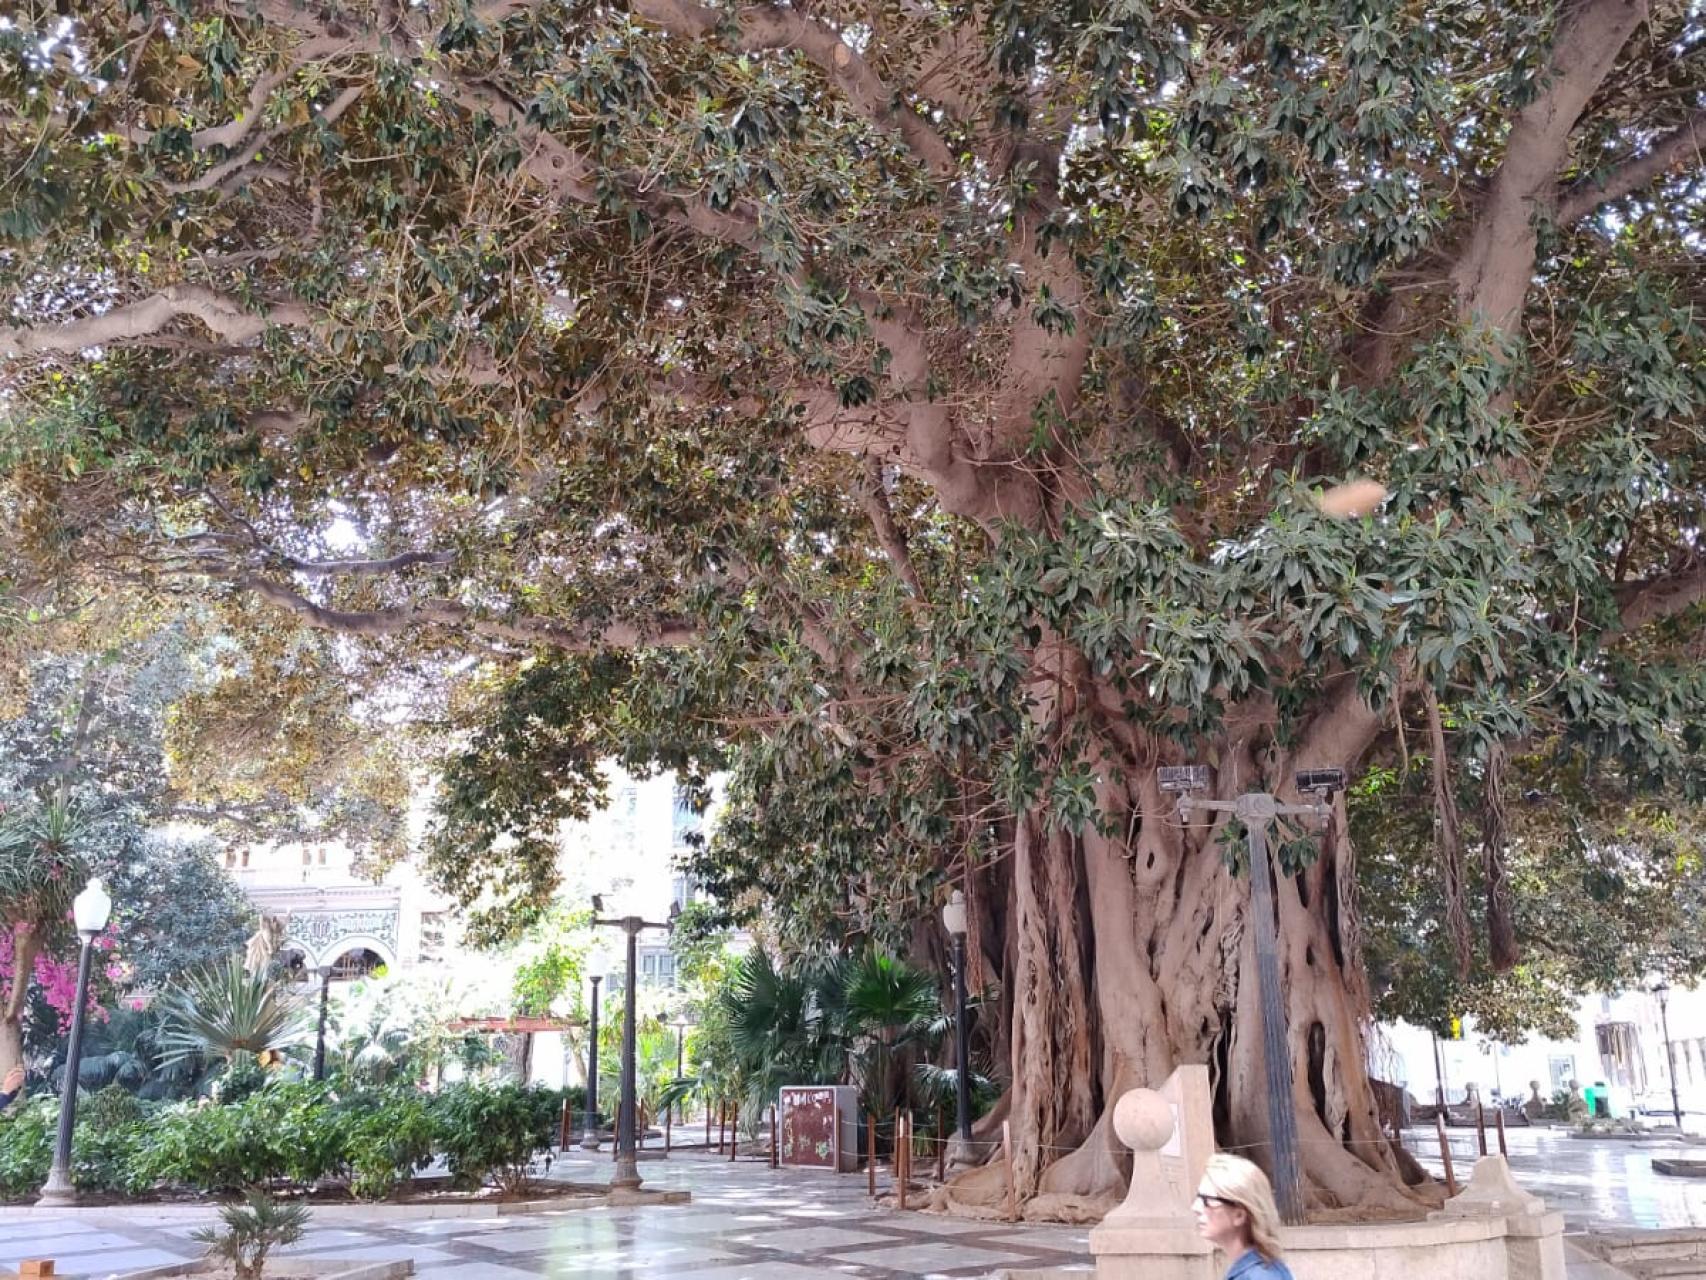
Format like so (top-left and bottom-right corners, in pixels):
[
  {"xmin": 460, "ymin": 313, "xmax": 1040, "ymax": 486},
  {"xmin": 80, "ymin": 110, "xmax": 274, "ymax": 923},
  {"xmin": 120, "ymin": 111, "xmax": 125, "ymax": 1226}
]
[
  {"xmin": 1433, "ymin": 1155, "xmax": 1565, "ymax": 1280},
  {"xmin": 1090, "ymin": 1087, "xmax": 1215, "ymax": 1280}
]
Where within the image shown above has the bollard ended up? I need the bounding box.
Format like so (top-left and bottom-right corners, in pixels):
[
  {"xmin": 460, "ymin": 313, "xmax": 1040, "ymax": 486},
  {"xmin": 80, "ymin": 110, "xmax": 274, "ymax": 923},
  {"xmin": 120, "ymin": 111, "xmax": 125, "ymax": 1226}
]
[
  {"xmin": 1475, "ymin": 1102, "xmax": 1487, "ymax": 1157},
  {"xmin": 666, "ymin": 1108, "xmax": 672, "ymax": 1155},
  {"xmin": 937, "ymin": 1106, "xmax": 946, "ymax": 1182},
  {"xmin": 1495, "ymin": 1108, "xmax": 1508, "ymax": 1157},
  {"xmin": 770, "ymin": 1105, "xmax": 779, "ymax": 1169},
  {"xmin": 1436, "ymin": 1112, "xmax": 1457, "ymax": 1196},
  {"xmin": 897, "ymin": 1112, "xmax": 908, "ymax": 1210},
  {"xmin": 867, "ymin": 1112, "xmax": 877, "ymax": 1196}
]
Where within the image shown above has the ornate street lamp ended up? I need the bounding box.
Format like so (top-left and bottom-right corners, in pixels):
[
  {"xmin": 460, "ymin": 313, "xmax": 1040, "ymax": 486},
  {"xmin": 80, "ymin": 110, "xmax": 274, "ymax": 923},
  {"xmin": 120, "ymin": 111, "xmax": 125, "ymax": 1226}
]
[
  {"xmin": 941, "ymin": 889, "xmax": 973, "ymax": 1161},
  {"xmin": 39, "ymin": 877, "xmax": 113, "ymax": 1207},
  {"xmin": 1654, "ymin": 981, "xmax": 1683, "ymax": 1131},
  {"xmin": 592, "ymin": 905, "xmax": 671, "ymax": 1191},
  {"xmin": 1158, "ymin": 764, "xmax": 1345, "ymax": 1226},
  {"xmin": 581, "ymin": 974, "xmax": 603, "ymax": 1150}
]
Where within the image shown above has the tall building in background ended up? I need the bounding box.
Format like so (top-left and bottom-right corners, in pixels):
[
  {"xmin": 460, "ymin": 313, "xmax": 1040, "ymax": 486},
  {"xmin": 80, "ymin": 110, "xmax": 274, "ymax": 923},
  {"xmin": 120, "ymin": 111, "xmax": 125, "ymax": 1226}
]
[{"xmin": 226, "ymin": 764, "xmax": 727, "ymax": 1000}]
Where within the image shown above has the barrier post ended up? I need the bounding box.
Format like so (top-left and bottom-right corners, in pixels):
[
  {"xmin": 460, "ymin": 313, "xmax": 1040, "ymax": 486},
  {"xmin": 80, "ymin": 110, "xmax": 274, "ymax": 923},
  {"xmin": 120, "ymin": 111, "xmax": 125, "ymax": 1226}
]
[
  {"xmin": 867, "ymin": 1112, "xmax": 877, "ymax": 1196},
  {"xmin": 1436, "ymin": 1112, "xmax": 1457, "ymax": 1196}
]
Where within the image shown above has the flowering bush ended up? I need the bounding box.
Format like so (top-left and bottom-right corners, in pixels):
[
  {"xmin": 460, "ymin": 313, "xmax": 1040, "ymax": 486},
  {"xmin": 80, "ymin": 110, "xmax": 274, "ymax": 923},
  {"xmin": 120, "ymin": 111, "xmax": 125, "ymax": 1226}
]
[{"xmin": 0, "ymin": 926, "xmax": 115, "ymax": 1035}]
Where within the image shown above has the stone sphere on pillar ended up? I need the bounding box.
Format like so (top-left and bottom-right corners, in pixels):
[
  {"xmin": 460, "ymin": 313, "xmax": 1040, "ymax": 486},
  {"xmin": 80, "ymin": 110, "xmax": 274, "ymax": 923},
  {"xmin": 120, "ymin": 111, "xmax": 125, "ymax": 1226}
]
[{"xmin": 1113, "ymin": 1088, "xmax": 1176, "ymax": 1153}]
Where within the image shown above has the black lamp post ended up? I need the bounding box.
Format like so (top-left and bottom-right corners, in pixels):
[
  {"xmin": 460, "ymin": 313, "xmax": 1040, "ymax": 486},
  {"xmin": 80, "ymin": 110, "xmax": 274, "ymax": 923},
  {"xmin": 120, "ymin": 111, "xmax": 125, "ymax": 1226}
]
[
  {"xmin": 592, "ymin": 908, "xmax": 670, "ymax": 1191},
  {"xmin": 1654, "ymin": 981, "xmax": 1683, "ymax": 1130},
  {"xmin": 39, "ymin": 877, "xmax": 113, "ymax": 1207},
  {"xmin": 1159, "ymin": 764, "xmax": 1345, "ymax": 1226},
  {"xmin": 941, "ymin": 889, "xmax": 973, "ymax": 1160},
  {"xmin": 672, "ymin": 1015, "xmax": 691, "ymax": 1126},
  {"xmin": 581, "ymin": 974, "xmax": 602, "ymax": 1150},
  {"xmin": 312, "ymin": 964, "xmax": 334, "ymax": 1082}
]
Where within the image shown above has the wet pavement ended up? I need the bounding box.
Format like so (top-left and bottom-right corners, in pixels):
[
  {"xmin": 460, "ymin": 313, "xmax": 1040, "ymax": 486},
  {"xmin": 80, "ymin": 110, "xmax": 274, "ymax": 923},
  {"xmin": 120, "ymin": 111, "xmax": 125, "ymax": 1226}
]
[
  {"xmin": 2, "ymin": 1128, "xmax": 1699, "ymax": 1279},
  {"xmin": 1405, "ymin": 1121, "xmax": 1706, "ymax": 1232},
  {"xmin": 0, "ymin": 1146, "xmax": 1093, "ymax": 1280}
]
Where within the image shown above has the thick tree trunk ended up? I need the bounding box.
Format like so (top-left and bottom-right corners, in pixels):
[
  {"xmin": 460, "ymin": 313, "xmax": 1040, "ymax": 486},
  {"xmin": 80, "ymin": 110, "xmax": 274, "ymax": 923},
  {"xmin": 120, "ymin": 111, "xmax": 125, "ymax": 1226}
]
[
  {"xmin": 0, "ymin": 924, "xmax": 42, "ymax": 1080},
  {"xmin": 0, "ymin": 1019, "xmax": 21, "ymax": 1083},
  {"xmin": 940, "ymin": 688, "xmax": 1435, "ymax": 1222}
]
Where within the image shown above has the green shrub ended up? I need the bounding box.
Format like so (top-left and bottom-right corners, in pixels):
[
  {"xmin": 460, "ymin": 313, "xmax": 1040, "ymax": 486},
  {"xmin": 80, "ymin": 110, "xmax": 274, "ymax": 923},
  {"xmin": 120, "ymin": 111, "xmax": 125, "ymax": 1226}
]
[
  {"xmin": 0, "ymin": 1100, "xmax": 53, "ymax": 1199},
  {"xmin": 82, "ymin": 1084, "xmax": 145, "ymax": 1129},
  {"xmin": 131, "ymin": 1084, "xmax": 345, "ymax": 1193},
  {"xmin": 266, "ymin": 1084, "xmax": 349, "ymax": 1186},
  {"xmin": 72, "ymin": 1120, "xmax": 152, "ymax": 1196},
  {"xmin": 342, "ymin": 1090, "xmax": 435, "ymax": 1201},
  {"xmin": 431, "ymin": 1083, "xmax": 558, "ymax": 1195},
  {"xmin": 216, "ymin": 1058, "xmax": 270, "ymax": 1105}
]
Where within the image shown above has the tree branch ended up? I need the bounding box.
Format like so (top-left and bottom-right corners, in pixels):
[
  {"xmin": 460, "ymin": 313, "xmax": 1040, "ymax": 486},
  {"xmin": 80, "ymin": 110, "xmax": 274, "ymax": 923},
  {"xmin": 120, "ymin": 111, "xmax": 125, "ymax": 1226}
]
[
  {"xmin": 120, "ymin": 35, "xmax": 362, "ymax": 153},
  {"xmin": 1451, "ymin": 0, "xmax": 1649, "ymax": 329},
  {"xmin": 1294, "ymin": 675, "xmax": 1387, "ymax": 774},
  {"xmin": 0, "ymin": 286, "xmax": 310, "ymax": 358},
  {"xmin": 166, "ymin": 83, "xmax": 367, "ymax": 196},
  {"xmin": 1614, "ymin": 562, "xmax": 1706, "ymax": 630},
  {"xmin": 856, "ymin": 455, "xmax": 927, "ymax": 602},
  {"xmin": 628, "ymin": 0, "xmax": 958, "ymax": 184},
  {"xmin": 276, "ymin": 549, "xmax": 458, "ymax": 578},
  {"xmin": 1557, "ymin": 108, "xmax": 1706, "ymax": 223},
  {"xmin": 235, "ymin": 573, "xmax": 698, "ymax": 650}
]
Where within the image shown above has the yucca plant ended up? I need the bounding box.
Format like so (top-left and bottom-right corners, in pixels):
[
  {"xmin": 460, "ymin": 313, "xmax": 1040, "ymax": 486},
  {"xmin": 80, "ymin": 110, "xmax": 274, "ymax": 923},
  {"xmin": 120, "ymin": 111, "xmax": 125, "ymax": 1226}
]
[
  {"xmin": 0, "ymin": 795, "xmax": 98, "ymax": 1074},
  {"xmin": 156, "ymin": 958, "xmax": 312, "ymax": 1069},
  {"xmin": 190, "ymin": 1190, "xmax": 310, "ymax": 1280}
]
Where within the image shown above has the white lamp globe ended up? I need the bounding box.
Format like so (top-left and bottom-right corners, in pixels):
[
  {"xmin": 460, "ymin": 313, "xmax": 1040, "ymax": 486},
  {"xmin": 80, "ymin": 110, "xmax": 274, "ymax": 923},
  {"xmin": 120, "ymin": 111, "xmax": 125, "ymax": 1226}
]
[
  {"xmin": 941, "ymin": 889, "xmax": 968, "ymax": 937},
  {"xmin": 73, "ymin": 878, "xmax": 112, "ymax": 937}
]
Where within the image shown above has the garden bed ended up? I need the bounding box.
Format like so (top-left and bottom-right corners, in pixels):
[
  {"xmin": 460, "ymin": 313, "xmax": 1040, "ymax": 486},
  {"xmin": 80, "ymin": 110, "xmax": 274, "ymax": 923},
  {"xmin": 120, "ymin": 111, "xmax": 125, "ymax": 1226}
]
[
  {"xmin": 119, "ymin": 1260, "xmax": 412, "ymax": 1280},
  {"xmin": 35, "ymin": 1177, "xmax": 608, "ymax": 1211}
]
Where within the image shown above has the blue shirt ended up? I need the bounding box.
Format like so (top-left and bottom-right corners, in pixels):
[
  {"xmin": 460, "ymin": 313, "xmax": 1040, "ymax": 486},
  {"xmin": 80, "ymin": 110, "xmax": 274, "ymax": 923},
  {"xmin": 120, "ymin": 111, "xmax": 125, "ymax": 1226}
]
[{"xmin": 1226, "ymin": 1249, "xmax": 1293, "ymax": 1280}]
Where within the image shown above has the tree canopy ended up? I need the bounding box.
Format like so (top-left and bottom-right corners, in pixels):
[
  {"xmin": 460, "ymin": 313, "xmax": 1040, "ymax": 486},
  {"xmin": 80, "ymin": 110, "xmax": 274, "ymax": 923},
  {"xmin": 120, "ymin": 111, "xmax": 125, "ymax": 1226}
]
[{"xmin": 3, "ymin": 0, "xmax": 1705, "ymax": 1217}]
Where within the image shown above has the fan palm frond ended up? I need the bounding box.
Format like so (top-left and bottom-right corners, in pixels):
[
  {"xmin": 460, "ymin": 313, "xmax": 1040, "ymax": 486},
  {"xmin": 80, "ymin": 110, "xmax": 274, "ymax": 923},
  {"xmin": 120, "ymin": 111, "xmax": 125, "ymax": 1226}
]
[
  {"xmin": 845, "ymin": 953, "xmax": 939, "ymax": 1043},
  {"xmin": 155, "ymin": 958, "xmax": 312, "ymax": 1067}
]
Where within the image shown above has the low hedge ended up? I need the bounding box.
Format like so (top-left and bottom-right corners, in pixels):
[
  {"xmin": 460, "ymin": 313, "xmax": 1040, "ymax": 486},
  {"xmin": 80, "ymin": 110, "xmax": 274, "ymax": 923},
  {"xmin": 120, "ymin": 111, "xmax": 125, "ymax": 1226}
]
[{"xmin": 0, "ymin": 1080, "xmax": 583, "ymax": 1202}]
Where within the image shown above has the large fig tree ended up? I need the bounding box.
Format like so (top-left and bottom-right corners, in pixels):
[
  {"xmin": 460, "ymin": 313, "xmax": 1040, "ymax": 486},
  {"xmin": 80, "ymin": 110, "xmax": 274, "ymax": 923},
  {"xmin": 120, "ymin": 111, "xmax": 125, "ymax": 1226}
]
[{"xmin": 2, "ymin": 0, "xmax": 1704, "ymax": 1219}]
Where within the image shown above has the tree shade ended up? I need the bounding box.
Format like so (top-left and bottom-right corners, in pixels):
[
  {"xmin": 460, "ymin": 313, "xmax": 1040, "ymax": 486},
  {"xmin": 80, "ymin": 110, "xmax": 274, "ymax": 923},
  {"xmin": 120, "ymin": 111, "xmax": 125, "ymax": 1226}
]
[{"xmin": 0, "ymin": 0, "xmax": 1703, "ymax": 1217}]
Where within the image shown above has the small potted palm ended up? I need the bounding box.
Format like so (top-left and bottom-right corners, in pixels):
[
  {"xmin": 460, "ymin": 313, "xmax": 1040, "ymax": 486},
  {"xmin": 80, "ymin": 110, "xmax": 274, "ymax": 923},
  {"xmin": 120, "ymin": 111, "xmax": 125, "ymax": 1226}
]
[{"xmin": 190, "ymin": 1191, "xmax": 310, "ymax": 1280}]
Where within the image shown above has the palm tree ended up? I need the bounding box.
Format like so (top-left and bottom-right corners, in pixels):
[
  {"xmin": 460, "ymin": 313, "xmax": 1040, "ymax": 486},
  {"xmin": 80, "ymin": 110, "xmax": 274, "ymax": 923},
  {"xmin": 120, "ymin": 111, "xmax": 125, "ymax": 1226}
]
[
  {"xmin": 844, "ymin": 952, "xmax": 941, "ymax": 1119},
  {"xmin": 721, "ymin": 949, "xmax": 850, "ymax": 1129},
  {"xmin": 191, "ymin": 1191, "xmax": 310, "ymax": 1280},
  {"xmin": 155, "ymin": 958, "xmax": 312, "ymax": 1070}
]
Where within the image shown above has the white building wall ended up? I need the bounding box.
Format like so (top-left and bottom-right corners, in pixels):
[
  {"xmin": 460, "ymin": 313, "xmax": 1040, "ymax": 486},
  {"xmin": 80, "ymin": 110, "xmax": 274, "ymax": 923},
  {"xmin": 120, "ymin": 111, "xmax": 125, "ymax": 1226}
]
[{"xmin": 1380, "ymin": 983, "xmax": 1706, "ymax": 1121}]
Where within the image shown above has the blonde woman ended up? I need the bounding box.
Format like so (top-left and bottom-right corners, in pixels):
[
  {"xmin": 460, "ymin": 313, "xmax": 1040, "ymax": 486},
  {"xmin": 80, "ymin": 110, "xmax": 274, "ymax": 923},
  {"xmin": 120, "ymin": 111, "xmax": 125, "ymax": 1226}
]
[{"xmin": 1192, "ymin": 1153, "xmax": 1294, "ymax": 1279}]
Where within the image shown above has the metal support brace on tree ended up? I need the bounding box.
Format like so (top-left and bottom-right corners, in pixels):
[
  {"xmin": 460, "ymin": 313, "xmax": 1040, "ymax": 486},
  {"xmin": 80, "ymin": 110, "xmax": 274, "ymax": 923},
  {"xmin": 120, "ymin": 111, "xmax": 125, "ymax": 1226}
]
[{"xmin": 1161, "ymin": 766, "xmax": 1343, "ymax": 1226}]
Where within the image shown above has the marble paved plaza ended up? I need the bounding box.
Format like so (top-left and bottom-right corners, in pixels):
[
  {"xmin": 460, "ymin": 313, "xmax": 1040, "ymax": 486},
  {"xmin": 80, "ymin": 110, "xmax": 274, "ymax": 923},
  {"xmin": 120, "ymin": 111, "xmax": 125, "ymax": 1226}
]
[
  {"xmin": 9, "ymin": 1128, "xmax": 1706, "ymax": 1279},
  {"xmin": 0, "ymin": 1147, "xmax": 1095, "ymax": 1280}
]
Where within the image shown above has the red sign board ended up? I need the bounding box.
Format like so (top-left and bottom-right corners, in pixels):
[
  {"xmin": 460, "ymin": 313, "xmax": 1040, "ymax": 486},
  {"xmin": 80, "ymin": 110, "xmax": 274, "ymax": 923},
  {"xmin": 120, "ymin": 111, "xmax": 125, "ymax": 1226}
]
[{"xmin": 779, "ymin": 1086, "xmax": 851, "ymax": 1170}]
